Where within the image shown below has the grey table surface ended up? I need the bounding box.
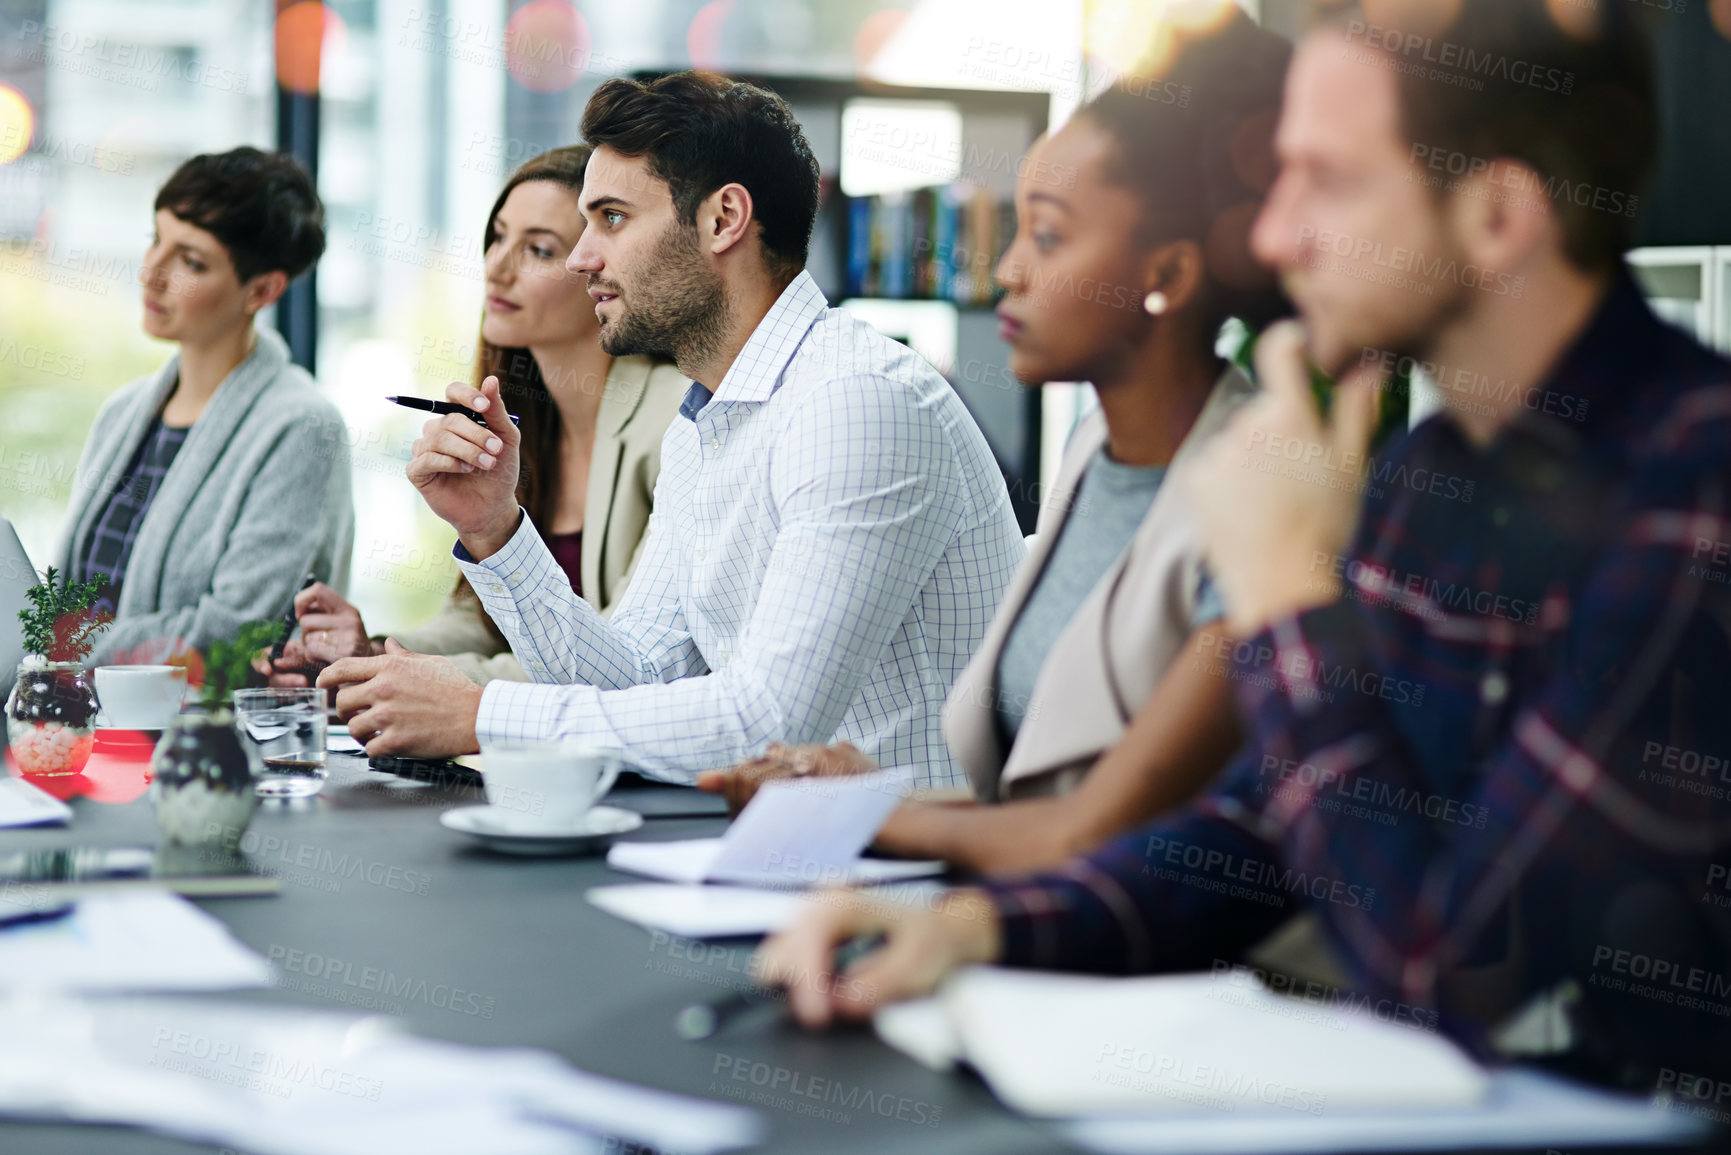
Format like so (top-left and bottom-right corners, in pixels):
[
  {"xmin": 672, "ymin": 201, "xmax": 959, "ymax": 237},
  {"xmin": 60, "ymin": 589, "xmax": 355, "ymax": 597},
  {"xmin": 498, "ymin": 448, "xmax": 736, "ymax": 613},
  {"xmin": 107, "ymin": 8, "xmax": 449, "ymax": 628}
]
[{"xmin": 0, "ymin": 753, "xmax": 1075, "ymax": 1155}]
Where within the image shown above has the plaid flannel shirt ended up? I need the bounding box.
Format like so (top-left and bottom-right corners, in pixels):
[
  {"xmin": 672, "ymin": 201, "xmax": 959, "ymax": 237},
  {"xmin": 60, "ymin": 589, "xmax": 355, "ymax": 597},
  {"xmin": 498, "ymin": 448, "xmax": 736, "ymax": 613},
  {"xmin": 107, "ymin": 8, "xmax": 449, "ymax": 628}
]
[{"xmin": 983, "ymin": 271, "xmax": 1731, "ymax": 1084}]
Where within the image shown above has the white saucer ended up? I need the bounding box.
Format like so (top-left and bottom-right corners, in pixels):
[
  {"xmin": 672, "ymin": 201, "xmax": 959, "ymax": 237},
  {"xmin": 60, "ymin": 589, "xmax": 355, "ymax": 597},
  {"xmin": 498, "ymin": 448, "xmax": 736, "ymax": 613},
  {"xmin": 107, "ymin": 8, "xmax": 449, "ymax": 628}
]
[{"xmin": 439, "ymin": 804, "xmax": 643, "ymax": 856}]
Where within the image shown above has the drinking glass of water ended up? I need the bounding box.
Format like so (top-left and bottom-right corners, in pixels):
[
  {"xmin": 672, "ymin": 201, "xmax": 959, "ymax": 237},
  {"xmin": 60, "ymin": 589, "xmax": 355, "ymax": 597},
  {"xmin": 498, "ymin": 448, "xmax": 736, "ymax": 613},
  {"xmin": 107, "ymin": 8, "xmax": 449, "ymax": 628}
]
[{"xmin": 232, "ymin": 688, "xmax": 327, "ymax": 798}]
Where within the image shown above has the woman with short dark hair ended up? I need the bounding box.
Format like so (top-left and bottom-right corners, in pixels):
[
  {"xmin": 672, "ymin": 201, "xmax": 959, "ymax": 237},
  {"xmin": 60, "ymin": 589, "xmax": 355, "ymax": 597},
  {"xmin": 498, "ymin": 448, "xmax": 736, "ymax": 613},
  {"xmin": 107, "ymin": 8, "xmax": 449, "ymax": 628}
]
[{"xmin": 55, "ymin": 146, "xmax": 352, "ymax": 666}]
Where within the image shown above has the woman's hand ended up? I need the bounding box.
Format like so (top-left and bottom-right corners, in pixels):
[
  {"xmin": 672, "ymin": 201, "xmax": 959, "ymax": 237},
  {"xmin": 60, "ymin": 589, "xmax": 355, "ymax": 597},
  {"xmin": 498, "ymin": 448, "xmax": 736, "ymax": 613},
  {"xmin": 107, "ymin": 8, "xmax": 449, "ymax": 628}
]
[
  {"xmin": 694, "ymin": 741, "xmax": 878, "ymax": 816},
  {"xmin": 257, "ymin": 582, "xmax": 378, "ymax": 687},
  {"xmin": 752, "ymin": 888, "xmax": 1002, "ymax": 1028}
]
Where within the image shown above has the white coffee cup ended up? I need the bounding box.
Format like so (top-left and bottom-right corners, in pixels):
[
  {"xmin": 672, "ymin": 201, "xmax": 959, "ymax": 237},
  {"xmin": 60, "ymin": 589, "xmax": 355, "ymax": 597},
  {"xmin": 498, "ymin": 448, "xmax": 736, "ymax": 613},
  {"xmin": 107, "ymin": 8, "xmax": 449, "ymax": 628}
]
[
  {"xmin": 94, "ymin": 665, "xmax": 187, "ymax": 730},
  {"xmin": 479, "ymin": 742, "xmax": 623, "ymax": 830}
]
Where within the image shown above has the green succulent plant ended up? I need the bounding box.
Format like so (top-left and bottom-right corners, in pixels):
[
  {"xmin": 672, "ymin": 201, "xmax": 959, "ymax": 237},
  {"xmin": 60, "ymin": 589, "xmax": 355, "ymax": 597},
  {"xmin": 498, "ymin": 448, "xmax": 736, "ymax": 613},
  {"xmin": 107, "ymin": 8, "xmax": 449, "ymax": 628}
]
[
  {"xmin": 198, "ymin": 620, "xmax": 286, "ymax": 710},
  {"xmin": 18, "ymin": 567, "xmax": 112, "ymax": 663}
]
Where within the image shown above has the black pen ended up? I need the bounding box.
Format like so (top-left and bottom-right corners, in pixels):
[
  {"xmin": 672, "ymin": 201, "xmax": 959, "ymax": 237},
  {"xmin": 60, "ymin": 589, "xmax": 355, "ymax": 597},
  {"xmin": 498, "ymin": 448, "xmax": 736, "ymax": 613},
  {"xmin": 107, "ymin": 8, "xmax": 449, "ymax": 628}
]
[
  {"xmin": 0, "ymin": 902, "xmax": 75, "ymax": 930},
  {"xmin": 675, "ymin": 934, "xmax": 885, "ymax": 1041},
  {"xmin": 272, "ymin": 573, "xmax": 318, "ymax": 662},
  {"xmin": 385, "ymin": 395, "xmax": 520, "ymax": 428}
]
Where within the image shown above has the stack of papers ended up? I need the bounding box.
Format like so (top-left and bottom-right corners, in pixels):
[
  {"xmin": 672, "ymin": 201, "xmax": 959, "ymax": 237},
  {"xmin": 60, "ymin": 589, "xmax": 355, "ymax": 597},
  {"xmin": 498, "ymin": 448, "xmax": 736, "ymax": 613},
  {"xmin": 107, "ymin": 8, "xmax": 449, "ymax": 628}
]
[
  {"xmin": 0, "ymin": 996, "xmax": 763, "ymax": 1155},
  {"xmin": 605, "ymin": 768, "xmax": 942, "ymax": 888},
  {"xmin": 0, "ymin": 776, "xmax": 73, "ymax": 827},
  {"xmin": 874, "ymin": 967, "xmax": 1708, "ymax": 1154},
  {"xmin": 0, "ymin": 891, "xmax": 273, "ymax": 993}
]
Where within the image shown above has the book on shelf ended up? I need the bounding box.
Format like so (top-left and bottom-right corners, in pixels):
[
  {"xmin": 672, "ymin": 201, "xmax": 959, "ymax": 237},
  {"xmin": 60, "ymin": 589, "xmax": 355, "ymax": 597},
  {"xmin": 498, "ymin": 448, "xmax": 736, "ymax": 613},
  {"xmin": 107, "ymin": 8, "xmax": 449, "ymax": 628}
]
[{"xmin": 844, "ymin": 182, "xmax": 1009, "ymax": 307}]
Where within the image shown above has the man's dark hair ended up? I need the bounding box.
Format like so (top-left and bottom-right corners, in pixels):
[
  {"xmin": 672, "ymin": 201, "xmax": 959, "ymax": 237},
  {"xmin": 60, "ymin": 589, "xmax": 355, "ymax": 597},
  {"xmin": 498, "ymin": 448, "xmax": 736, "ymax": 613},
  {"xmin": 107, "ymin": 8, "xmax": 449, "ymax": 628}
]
[
  {"xmin": 1079, "ymin": 6, "xmax": 1292, "ymax": 334},
  {"xmin": 1327, "ymin": 0, "xmax": 1655, "ymax": 272},
  {"xmin": 154, "ymin": 146, "xmax": 325, "ymax": 283},
  {"xmin": 580, "ymin": 71, "xmax": 820, "ymax": 282}
]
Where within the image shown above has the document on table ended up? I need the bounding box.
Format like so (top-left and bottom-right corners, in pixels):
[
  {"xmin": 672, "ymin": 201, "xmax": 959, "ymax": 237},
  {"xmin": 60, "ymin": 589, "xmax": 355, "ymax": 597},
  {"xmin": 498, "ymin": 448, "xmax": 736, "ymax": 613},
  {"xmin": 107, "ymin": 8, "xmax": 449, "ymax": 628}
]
[
  {"xmin": 1064, "ymin": 1069, "xmax": 1708, "ymax": 1155},
  {"xmin": 605, "ymin": 768, "xmax": 943, "ymax": 888},
  {"xmin": 587, "ymin": 878, "xmax": 952, "ymax": 938},
  {"xmin": 0, "ymin": 890, "xmax": 273, "ymax": 993},
  {"xmin": 873, "ymin": 966, "xmax": 1709, "ymax": 1152},
  {"xmin": 0, "ymin": 775, "xmax": 73, "ymax": 827},
  {"xmin": 934, "ymin": 967, "xmax": 1488, "ymax": 1116},
  {"xmin": 0, "ymin": 995, "xmax": 764, "ymax": 1155}
]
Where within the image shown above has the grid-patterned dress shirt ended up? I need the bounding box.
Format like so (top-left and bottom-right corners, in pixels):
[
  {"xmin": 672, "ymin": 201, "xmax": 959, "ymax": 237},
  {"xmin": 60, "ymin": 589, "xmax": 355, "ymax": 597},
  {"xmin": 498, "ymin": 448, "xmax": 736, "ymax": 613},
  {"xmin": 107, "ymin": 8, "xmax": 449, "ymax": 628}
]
[
  {"xmin": 456, "ymin": 271, "xmax": 1025, "ymax": 784},
  {"xmin": 981, "ymin": 271, "xmax": 1731, "ymax": 1085}
]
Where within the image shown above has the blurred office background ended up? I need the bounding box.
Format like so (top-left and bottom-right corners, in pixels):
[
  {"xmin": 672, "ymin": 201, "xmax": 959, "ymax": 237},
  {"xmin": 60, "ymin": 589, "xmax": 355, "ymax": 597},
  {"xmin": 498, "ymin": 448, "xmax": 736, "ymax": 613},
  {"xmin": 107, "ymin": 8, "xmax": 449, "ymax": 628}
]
[{"xmin": 1, "ymin": 0, "xmax": 1729, "ymax": 634}]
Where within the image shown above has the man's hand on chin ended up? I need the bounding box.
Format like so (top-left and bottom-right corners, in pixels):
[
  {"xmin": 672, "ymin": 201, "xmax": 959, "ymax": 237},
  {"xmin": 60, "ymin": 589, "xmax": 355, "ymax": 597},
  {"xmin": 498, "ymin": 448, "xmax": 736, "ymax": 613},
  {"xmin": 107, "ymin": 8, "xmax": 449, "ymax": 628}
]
[
  {"xmin": 317, "ymin": 639, "xmax": 483, "ymax": 758},
  {"xmin": 1185, "ymin": 321, "xmax": 1380, "ymax": 636}
]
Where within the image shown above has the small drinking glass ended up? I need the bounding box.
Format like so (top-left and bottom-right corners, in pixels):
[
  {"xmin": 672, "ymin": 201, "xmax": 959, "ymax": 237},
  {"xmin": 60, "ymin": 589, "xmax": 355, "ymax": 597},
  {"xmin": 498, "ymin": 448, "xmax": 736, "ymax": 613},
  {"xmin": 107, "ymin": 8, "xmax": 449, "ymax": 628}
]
[{"xmin": 232, "ymin": 688, "xmax": 327, "ymax": 799}]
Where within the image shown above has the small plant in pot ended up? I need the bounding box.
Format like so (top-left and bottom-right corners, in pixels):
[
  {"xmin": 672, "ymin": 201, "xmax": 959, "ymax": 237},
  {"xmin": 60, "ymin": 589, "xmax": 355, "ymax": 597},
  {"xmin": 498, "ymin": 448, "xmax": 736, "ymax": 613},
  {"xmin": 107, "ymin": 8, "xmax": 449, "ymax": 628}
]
[
  {"xmin": 6, "ymin": 568, "xmax": 111, "ymax": 776},
  {"xmin": 151, "ymin": 620, "xmax": 283, "ymax": 850}
]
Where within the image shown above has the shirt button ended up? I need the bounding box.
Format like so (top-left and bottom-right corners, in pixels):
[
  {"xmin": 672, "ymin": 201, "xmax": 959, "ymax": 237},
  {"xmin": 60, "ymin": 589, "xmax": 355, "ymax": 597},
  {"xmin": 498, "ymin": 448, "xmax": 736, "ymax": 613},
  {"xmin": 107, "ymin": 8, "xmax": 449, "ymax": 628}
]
[
  {"xmin": 708, "ymin": 436, "xmax": 721, "ymax": 451},
  {"xmin": 719, "ymin": 650, "xmax": 732, "ymax": 664},
  {"xmin": 508, "ymin": 571, "xmax": 524, "ymax": 583},
  {"xmin": 695, "ymin": 547, "xmax": 708, "ymax": 562},
  {"xmin": 489, "ymin": 583, "xmax": 506, "ymax": 595},
  {"xmin": 1481, "ymin": 671, "xmax": 1509, "ymax": 705}
]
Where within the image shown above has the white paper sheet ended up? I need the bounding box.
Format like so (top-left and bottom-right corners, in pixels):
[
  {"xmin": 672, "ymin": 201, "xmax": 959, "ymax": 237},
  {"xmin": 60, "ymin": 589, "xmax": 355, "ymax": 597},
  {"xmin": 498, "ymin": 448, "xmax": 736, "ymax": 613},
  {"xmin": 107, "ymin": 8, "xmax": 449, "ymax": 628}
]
[
  {"xmin": 586, "ymin": 883, "xmax": 808, "ymax": 937},
  {"xmin": 0, "ymin": 996, "xmax": 764, "ymax": 1155},
  {"xmin": 874, "ymin": 996, "xmax": 964, "ymax": 1071},
  {"xmin": 604, "ymin": 768, "xmax": 942, "ymax": 888},
  {"xmin": 586, "ymin": 878, "xmax": 955, "ymax": 939},
  {"xmin": 940, "ymin": 967, "xmax": 1488, "ymax": 1118},
  {"xmin": 0, "ymin": 891, "xmax": 274, "ymax": 993},
  {"xmin": 1064, "ymin": 1068, "xmax": 1708, "ymax": 1155},
  {"xmin": 606, "ymin": 838, "xmax": 943, "ymax": 887},
  {"xmin": 0, "ymin": 775, "xmax": 72, "ymax": 827}
]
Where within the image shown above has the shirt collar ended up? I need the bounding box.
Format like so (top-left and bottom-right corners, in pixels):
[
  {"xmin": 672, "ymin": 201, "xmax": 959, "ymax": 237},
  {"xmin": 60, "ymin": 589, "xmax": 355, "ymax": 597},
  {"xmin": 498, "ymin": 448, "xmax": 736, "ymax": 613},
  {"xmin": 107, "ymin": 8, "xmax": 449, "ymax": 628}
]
[
  {"xmin": 1515, "ymin": 264, "xmax": 1660, "ymax": 444},
  {"xmin": 710, "ymin": 270, "xmax": 828, "ymax": 405},
  {"xmin": 678, "ymin": 382, "xmax": 712, "ymax": 423}
]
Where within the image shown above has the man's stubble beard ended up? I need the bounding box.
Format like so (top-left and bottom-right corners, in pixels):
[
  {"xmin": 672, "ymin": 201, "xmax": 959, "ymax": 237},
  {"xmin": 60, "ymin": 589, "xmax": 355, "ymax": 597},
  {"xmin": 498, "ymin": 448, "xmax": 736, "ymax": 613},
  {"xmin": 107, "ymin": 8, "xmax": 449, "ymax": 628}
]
[
  {"xmin": 597, "ymin": 220, "xmax": 730, "ymax": 372},
  {"xmin": 1286, "ymin": 268, "xmax": 1473, "ymax": 381}
]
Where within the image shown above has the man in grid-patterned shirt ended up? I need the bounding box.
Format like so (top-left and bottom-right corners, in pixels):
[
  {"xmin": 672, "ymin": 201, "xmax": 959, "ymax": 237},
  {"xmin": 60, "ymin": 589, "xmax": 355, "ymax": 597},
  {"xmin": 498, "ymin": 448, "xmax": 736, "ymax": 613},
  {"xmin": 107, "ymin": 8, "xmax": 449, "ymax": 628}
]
[
  {"xmin": 321, "ymin": 73, "xmax": 1024, "ymax": 785},
  {"xmin": 756, "ymin": 0, "xmax": 1731, "ymax": 1088}
]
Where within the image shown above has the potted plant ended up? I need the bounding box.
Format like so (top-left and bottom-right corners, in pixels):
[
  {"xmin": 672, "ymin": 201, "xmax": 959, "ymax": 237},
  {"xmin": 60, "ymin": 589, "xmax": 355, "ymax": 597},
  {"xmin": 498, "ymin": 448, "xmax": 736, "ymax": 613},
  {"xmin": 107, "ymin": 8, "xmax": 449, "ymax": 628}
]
[
  {"xmin": 151, "ymin": 620, "xmax": 283, "ymax": 849},
  {"xmin": 5, "ymin": 568, "xmax": 111, "ymax": 775}
]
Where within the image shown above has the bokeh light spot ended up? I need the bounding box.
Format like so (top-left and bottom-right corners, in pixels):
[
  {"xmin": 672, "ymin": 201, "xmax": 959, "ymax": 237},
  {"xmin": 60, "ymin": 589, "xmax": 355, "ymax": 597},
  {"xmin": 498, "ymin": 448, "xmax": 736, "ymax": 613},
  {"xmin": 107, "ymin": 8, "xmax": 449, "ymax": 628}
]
[
  {"xmin": 0, "ymin": 83, "xmax": 35, "ymax": 166},
  {"xmin": 1712, "ymin": 0, "xmax": 1731, "ymax": 41},
  {"xmin": 507, "ymin": 0, "xmax": 590, "ymax": 93},
  {"xmin": 852, "ymin": 9, "xmax": 907, "ymax": 72},
  {"xmin": 275, "ymin": 2, "xmax": 343, "ymax": 96},
  {"xmin": 687, "ymin": 0, "xmax": 737, "ymax": 71}
]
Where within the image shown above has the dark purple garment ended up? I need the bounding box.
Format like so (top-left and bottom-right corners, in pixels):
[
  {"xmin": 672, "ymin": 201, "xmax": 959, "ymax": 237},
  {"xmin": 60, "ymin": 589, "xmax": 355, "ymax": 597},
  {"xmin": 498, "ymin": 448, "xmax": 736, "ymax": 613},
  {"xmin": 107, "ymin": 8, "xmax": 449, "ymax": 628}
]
[
  {"xmin": 547, "ymin": 531, "xmax": 582, "ymax": 597},
  {"xmin": 77, "ymin": 417, "xmax": 190, "ymax": 616}
]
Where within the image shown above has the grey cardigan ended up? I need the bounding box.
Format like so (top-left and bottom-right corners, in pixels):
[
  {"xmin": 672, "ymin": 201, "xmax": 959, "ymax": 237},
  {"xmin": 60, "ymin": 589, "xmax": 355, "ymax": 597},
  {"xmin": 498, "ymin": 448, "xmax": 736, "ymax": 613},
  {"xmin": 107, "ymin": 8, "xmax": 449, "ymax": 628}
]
[{"xmin": 55, "ymin": 327, "xmax": 354, "ymax": 666}]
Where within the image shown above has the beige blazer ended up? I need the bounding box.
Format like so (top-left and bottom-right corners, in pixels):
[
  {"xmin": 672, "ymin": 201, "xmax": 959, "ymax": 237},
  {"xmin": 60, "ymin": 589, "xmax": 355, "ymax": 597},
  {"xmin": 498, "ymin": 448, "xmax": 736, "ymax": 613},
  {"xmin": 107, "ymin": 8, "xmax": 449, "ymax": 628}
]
[
  {"xmin": 392, "ymin": 354, "xmax": 688, "ymax": 683},
  {"xmin": 942, "ymin": 366, "xmax": 1256, "ymax": 801}
]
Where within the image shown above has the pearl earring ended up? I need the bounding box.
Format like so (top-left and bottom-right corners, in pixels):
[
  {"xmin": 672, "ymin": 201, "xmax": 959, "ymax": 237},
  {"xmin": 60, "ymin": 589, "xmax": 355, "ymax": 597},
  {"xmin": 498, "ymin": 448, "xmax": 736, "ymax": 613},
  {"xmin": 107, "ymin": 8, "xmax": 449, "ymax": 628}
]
[{"xmin": 1143, "ymin": 290, "xmax": 1168, "ymax": 316}]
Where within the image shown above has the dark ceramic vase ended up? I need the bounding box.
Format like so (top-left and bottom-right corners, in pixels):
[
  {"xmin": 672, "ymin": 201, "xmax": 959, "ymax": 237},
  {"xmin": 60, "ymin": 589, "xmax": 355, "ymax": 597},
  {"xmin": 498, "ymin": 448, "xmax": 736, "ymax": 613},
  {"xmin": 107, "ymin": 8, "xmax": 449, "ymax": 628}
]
[{"xmin": 150, "ymin": 707, "xmax": 261, "ymax": 849}]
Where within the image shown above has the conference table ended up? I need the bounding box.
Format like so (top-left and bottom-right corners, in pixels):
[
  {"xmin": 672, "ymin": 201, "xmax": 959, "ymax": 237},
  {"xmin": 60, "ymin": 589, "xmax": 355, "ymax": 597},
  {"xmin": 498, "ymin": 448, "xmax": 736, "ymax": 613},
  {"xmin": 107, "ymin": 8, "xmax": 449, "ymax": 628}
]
[
  {"xmin": 0, "ymin": 743, "xmax": 1065, "ymax": 1154},
  {"xmin": 3, "ymin": 744, "xmax": 1727, "ymax": 1155}
]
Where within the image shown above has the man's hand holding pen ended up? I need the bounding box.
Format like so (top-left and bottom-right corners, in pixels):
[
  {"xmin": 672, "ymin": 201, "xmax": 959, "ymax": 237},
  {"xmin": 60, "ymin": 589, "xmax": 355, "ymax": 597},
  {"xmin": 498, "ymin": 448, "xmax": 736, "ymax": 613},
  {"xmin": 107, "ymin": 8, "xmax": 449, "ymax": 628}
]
[{"xmin": 406, "ymin": 375, "xmax": 524, "ymax": 562}]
